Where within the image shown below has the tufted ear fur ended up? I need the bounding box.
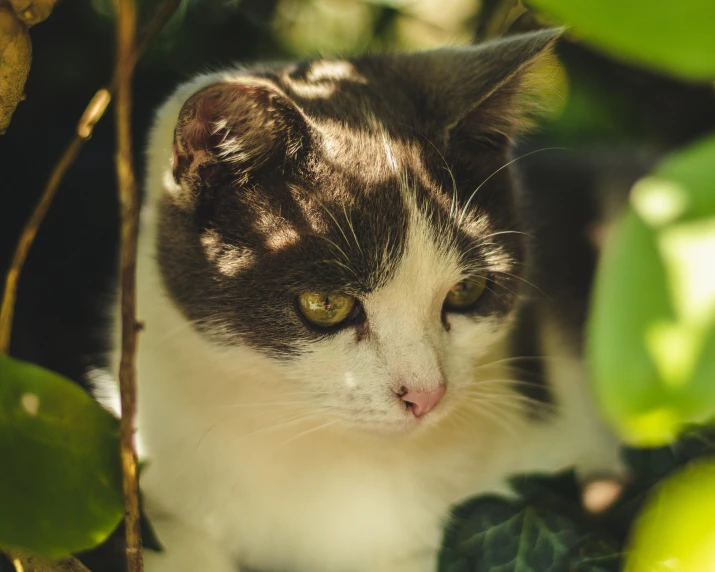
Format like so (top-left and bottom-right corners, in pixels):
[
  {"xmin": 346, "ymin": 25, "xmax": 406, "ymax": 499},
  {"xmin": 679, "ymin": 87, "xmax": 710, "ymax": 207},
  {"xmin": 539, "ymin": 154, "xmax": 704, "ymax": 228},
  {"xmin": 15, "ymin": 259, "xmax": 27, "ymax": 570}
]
[
  {"xmin": 392, "ymin": 28, "xmax": 562, "ymax": 147},
  {"xmin": 172, "ymin": 80, "xmax": 312, "ymax": 189}
]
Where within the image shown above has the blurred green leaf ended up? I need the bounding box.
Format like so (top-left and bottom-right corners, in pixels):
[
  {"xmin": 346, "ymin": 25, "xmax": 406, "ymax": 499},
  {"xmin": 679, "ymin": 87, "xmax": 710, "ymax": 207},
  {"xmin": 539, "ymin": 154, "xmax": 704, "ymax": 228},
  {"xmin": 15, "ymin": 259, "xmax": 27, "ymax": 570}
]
[
  {"xmin": 587, "ymin": 210, "xmax": 679, "ymax": 445},
  {"xmin": 588, "ymin": 134, "xmax": 715, "ymax": 446},
  {"xmin": 633, "ymin": 135, "xmax": 715, "ymax": 224},
  {"xmin": 0, "ymin": 356, "xmax": 123, "ymax": 559},
  {"xmin": 527, "ymin": 0, "xmax": 715, "ymax": 79},
  {"xmin": 271, "ymin": 0, "xmax": 376, "ymax": 56}
]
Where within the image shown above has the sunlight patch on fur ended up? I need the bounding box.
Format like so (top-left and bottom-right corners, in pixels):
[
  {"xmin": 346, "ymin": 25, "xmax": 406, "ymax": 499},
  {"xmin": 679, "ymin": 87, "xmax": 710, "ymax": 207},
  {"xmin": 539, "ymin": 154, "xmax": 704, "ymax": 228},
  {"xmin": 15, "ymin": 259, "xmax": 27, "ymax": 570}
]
[
  {"xmin": 265, "ymin": 226, "xmax": 300, "ymax": 251},
  {"xmin": 201, "ymin": 229, "xmax": 255, "ymax": 276}
]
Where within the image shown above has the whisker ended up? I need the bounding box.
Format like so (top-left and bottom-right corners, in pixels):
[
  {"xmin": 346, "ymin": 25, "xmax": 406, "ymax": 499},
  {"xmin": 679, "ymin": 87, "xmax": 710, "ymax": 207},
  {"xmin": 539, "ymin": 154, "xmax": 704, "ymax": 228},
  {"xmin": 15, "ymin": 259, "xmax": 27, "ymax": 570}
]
[
  {"xmin": 144, "ymin": 318, "xmax": 204, "ymax": 351},
  {"xmin": 457, "ymin": 241, "xmax": 500, "ymax": 259},
  {"xmin": 466, "ymin": 398, "xmax": 521, "ymax": 440},
  {"xmin": 277, "ymin": 419, "xmax": 339, "ymax": 450},
  {"xmin": 311, "ymin": 234, "xmax": 352, "ymax": 264},
  {"xmin": 490, "ymin": 363, "xmax": 554, "ymax": 379},
  {"xmin": 472, "ymin": 354, "xmax": 572, "ymax": 371},
  {"xmin": 487, "ymin": 279, "xmax": 523, "ymax": 302},
  {"xmin": 467, "ymin": 388, "xmax": 556, "ymax": 414},
  {"xmin": 481, "ymin": 230, "xmax": 536, "ymax": 241},
  {"xmin": 483, "ymin": 283, "xmax": 510, "ymax": 305},
  {"xmin": 194, "ymin": 408, "xmax": 322, "ymax": 450},
  {"xmin": 489, "ymin": 269, "xmax": 550, "ymax": 299},
  {"xmin": 219, "ymin": 400, "xmax": 312, "ymax": 409},
  {"xmin": 235, "ymin": 411, "xmax": 326, "ymax": 441},
  {"xmin": 446, "ymin": 407, "xmax": 481, "ymax": 435},
  {"xmin": 469, "ymin": 377, "xmax": 551, "ymax": 391},
  {"xmin": 392, "ymin": 122, "xmax": 460, "ymax": 218},
  {"xmin": 325, "ymin": 257, "xmax": 360, "ymax": 278},
  {"xmin": 458, "ymin": 147, "xmax": 566, "ymax": 226},
  {"xmin": 315, "ymin": 198, "xmax": 353, "ymax": 252},
  {"xmin": 342, "ymin": 201, "xmax": 363, "ymax": 256}
]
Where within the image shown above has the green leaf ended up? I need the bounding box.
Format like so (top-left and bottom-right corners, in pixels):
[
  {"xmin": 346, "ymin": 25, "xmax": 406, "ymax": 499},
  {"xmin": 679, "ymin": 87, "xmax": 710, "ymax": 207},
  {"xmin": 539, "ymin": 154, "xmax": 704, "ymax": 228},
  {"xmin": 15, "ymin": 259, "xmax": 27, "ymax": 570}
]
[
  {"xmin": 587, "ymin": 134, "xmax": 715, "ymax": 446},
  {"xmin": 509, "ymin": 470, "xmax": 582, "ymax": 511},
  {"xmin": 439, "ymin": 430, "xmax": 715, "ymax": 572},
  {"xmin": 587, "ymin": 210, "xmax": 680, "ymax": 445},
  {"xmin": 439, "ymin": 495, "xmax": 588, "ymax": 571},
  {"xmin": 0, "ymin": 355, "xmax": 123, "ymax": 559},
  {"xmin": 527, "ymin": 0, "xmax": 715, "ymax": 80},
  {"xmin": 568, "ymin": 535, "xmax": 622, "ymax": 572}
]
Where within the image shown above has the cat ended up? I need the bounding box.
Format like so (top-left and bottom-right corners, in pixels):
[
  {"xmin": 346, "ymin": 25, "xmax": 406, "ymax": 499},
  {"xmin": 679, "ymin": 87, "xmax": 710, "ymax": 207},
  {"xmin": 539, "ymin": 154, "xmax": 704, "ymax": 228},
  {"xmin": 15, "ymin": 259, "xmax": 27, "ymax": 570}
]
[{"xmin": 104, "ymin": 28, "xmax": 622, "ymax": 572}]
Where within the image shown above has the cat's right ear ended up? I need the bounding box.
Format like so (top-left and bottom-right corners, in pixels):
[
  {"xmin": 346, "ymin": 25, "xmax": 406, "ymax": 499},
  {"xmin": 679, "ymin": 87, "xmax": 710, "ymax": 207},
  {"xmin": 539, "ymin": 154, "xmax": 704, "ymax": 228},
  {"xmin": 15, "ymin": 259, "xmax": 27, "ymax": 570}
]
[
  {"xmin": 172, "ymin": 80, "xmax": 312, "ymax": 189},
  {"xmin": 394, "ymin": 28, "xmax": 562, "ymax": 148}
]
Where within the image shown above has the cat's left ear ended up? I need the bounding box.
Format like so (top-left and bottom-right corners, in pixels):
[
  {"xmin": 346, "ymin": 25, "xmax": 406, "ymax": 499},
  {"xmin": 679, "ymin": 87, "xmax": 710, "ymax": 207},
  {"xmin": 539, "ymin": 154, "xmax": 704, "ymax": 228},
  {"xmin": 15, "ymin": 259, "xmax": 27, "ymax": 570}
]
[{"xmin": 398, "ymin": 28, "xmax": 562, "ymax": 147}]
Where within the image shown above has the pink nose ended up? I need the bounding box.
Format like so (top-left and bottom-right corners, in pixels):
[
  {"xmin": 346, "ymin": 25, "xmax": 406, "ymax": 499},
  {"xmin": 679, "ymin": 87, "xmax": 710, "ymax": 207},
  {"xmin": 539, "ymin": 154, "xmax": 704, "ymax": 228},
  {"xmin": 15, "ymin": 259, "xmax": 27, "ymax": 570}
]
[{"xmin": 399, "ymin": 386, "xmax": 446, "ymax": 418}]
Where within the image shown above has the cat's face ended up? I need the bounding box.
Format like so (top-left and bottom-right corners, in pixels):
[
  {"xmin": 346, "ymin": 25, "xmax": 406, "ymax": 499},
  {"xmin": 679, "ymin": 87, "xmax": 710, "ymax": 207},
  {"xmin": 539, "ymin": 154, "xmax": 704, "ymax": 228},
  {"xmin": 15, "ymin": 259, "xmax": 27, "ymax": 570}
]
[{"xmin": 155, "ymin": 30, "xmax": 558, "ymax": 433}]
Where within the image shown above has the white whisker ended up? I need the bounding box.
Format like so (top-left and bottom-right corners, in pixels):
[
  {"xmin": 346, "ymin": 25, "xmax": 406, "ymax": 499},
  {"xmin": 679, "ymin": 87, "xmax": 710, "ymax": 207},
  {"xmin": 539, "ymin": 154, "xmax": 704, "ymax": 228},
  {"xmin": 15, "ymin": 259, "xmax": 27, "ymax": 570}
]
[
  {"xmin": 458, "ymin": 147, "xmax": 566, "ymax": 226},
  {"xmin": 277, "ymin": 419, "xmax": 339, "ymax": 450},
  {"xmin": 342, "ymin": 201, "xmax": 363, "ymax": 256},
  {"xmin": 220, "ymin": 400, "xmax": 312, "ymax": 409}
]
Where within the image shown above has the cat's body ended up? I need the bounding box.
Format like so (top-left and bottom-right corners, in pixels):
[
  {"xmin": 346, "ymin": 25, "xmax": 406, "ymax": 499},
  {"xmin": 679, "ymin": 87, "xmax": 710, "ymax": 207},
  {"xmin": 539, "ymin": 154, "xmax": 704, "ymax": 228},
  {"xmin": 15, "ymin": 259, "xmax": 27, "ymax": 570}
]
[{"xmin": 104, "ymin": 30, "xmax": 621, "ymax": 572}]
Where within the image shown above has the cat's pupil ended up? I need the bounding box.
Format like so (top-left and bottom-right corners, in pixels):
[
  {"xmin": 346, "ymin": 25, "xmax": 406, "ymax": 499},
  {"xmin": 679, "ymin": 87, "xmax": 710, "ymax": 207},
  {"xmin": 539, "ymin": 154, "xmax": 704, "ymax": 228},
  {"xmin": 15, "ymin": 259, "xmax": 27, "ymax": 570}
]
[{"xmin": 297, "ymin": 291, "xmax": 356, "ymax": 327}]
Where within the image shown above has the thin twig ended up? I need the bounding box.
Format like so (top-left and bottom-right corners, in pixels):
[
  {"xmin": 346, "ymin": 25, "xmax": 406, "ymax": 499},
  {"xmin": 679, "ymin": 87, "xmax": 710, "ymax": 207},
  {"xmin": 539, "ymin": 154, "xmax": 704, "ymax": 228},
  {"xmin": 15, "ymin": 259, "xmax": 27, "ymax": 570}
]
[
  {"xmin": 114, "ymin": 0, "xmax": 143, "ymax": 570},
  {"xmin": 0, "ymin": 0, "xmax": 180, "ymax": 355}
]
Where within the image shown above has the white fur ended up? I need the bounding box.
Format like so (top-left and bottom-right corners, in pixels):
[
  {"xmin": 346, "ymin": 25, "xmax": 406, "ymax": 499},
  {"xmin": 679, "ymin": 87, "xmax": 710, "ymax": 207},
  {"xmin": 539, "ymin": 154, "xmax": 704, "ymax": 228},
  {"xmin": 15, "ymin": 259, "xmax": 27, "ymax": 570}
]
[{"xmin": 102, "ymin": 73, "xmax": 621, "ymax": 572}]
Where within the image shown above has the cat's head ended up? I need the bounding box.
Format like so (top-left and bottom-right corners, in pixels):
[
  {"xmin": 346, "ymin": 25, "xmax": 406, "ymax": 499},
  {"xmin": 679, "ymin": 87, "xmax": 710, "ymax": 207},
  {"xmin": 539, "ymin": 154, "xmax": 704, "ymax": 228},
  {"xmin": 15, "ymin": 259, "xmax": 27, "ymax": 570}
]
[{"xmin": 152, "ymin": 29, "xmax": 560, "ymax": 434}]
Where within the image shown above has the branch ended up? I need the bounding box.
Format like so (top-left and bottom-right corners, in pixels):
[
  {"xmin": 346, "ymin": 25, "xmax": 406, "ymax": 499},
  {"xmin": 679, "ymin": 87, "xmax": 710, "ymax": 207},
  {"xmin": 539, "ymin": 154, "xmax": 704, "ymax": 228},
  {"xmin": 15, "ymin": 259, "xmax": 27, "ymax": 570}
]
[
  {"xmin": 113, "ymin": 0, "xmax": 143, "ymax": 569},
  {"xmin": 0, "ymin": 0, "xmax": 180, "ymax": 355}
]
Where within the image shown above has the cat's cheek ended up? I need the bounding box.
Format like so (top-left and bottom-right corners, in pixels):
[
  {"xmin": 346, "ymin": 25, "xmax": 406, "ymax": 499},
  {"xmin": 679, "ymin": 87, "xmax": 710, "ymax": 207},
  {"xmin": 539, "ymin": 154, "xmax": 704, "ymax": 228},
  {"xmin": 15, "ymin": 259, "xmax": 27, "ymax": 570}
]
[
  {"xmin": 446, "ymin": 315, "xmax": 509, "ymax": 356},
  {"xmin": 437, "ymin": 316, "xmax": 515, "ymax": 404},
  {"xmin": 276, "ymin": 335, "xmax": 387, "ymax": 409}
]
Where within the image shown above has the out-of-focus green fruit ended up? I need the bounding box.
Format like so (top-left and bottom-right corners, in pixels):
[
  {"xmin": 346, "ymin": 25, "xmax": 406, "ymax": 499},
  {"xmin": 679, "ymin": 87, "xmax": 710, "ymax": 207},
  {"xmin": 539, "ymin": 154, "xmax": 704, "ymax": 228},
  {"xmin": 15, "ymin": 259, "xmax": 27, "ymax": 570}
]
[{"xmin": 626, "ymin": 460, "xmax": 715, "ymax": 572}]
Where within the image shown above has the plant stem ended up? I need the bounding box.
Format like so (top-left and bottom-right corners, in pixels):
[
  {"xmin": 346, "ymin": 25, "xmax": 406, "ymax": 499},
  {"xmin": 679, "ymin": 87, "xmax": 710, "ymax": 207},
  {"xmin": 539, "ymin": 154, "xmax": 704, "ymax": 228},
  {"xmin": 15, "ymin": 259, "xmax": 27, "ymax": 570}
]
[{"xmin": 114, "ymin": 0, "xmax": 143, "ymax": 569}]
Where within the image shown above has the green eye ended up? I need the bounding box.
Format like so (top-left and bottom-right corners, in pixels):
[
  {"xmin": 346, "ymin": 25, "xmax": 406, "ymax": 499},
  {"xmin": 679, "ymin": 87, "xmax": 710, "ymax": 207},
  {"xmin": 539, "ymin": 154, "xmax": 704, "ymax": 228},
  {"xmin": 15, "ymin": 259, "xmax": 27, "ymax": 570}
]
[
  {"xmin": 444, "ymin": 277, "xmax": 487, "ymax": 310},
  {"xmin": 297, "ymin": 291, "xmax": 356, "ymax": 327}
]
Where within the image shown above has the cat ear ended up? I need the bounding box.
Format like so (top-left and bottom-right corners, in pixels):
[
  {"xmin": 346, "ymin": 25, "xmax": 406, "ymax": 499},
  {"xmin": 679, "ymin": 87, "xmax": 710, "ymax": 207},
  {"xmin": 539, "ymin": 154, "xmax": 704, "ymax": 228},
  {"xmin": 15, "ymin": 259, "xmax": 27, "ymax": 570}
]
[
  {"xmin": 173, "ymin": 80, "xmax": 312, "ymax": 188},
  {"xmin": 398, "ymin": 28, "xmax": 562, "ymax": 146}
]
